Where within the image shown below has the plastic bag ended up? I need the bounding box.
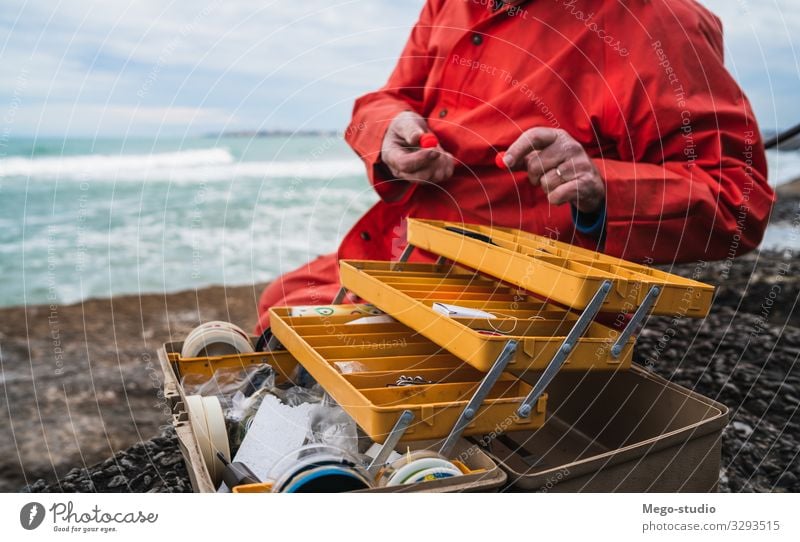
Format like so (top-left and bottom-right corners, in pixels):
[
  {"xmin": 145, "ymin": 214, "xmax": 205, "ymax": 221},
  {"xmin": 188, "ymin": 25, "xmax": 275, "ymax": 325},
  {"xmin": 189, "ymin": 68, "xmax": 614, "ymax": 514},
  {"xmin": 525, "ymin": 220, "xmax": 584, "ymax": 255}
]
[
  {"xmin": 303, "ymin": 401, "xmax": 359, "ymax": 456},
  {"xmin": 228, "ymin": 383, "xmax": 325, "ymax": 451},
  {"xmin": 181, "ymin": 364, "xmax": 275, "ymax": 409},
  {"xmin": 271, "ymin": 383, "xmax": 324, "ymax": 407}
]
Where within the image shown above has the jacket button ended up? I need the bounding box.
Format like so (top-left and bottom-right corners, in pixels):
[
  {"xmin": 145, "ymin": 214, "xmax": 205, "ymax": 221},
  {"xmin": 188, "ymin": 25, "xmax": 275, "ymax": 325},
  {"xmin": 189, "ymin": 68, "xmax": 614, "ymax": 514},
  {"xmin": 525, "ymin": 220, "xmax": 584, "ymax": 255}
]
[
  {"xmin": 438, "ymin": 109, "xmax": 448, "ymax": 118},
  {"xmin": 360, "ymin": 231, "xmax": 371, "ymax": 241},
  {"xmin": 471, "ymin": 34, "xmax": 483, "ymax": 46}
]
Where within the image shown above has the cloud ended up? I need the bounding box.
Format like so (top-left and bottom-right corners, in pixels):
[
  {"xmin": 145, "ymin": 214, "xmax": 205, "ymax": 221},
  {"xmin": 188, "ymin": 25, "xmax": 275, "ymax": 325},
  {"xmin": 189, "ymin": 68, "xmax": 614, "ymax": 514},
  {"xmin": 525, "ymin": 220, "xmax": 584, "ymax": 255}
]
[
  {"xmin": 0, "ymin": 0, "xmax": 797, "ymax": 135},
  {"xmin": 700, "ymin": 0, "xmax": 800, "ymax": 130},
  {"xmin": 0, "ymin": 0, "xmax": 424, "ymax": 136}
]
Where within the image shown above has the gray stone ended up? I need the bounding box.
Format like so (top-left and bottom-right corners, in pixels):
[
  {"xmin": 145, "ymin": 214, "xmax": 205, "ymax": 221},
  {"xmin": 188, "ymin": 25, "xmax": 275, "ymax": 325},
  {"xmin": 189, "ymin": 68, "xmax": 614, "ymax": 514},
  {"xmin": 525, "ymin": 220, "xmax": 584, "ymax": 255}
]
[{"xmin": 107, "ymin": 475, "xmax": 129, "ymax": 489}]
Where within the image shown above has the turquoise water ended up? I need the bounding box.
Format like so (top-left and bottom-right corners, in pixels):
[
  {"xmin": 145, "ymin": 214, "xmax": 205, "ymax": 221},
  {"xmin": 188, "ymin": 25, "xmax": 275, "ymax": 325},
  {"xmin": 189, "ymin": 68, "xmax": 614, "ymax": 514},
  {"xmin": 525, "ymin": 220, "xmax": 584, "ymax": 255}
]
[
  {"xmin": 0, "ymin": 136, "xmax": 375, "ymax": 307},
  {"xmin": 0, "ymin": 138, "xmax": 797, "ymax": 308}
]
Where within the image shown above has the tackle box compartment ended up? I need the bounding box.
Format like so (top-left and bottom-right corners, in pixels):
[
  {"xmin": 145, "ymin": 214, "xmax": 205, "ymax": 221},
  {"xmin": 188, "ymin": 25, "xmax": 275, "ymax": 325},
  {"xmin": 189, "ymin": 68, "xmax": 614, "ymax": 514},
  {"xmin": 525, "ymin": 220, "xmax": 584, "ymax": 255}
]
[
  {"xmin": 157, "ymin": 339, "xmax": 507, "ymax": 493},
  {"xmin": 339, "ymin": 260, "xmax": 634, "ymax": 373},
  {"xmin": 268, "ymin": 307, "xmax": 547, "ymax": 443},
  {"xmin": 475, "ymin": 364, "xmax": 728, "ymax": 492}
]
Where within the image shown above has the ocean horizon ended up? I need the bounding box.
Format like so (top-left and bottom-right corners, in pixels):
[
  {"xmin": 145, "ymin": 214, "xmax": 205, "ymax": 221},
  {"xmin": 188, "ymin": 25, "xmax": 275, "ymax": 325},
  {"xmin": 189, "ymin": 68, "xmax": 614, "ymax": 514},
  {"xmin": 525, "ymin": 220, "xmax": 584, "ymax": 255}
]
[{"xmin": 0, "ymin": 135, "xmax": 798, "ymax": 309}]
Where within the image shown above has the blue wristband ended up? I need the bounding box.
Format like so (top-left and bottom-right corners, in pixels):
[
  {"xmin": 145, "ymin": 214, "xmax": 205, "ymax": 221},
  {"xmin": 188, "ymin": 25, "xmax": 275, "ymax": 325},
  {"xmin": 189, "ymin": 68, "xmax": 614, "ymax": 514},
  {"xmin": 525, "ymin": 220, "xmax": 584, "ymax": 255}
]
[{"xmin": 571, "ymin": 202, "xmax": 606, "ymax": 237}]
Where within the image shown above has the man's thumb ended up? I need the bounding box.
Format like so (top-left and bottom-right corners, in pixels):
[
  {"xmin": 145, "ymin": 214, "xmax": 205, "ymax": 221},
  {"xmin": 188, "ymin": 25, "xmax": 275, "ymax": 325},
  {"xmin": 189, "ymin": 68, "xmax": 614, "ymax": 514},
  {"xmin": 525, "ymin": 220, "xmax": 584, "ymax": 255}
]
[{"xmin": 396, "ymin": 113, "xmax": 426, "ymax": 145}]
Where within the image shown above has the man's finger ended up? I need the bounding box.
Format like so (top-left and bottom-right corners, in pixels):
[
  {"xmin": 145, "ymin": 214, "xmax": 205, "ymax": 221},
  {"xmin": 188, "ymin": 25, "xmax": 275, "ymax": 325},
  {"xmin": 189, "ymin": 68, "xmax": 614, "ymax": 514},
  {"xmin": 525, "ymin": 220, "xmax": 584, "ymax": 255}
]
[
  {"xmin": 405, "ymin": 165, "xmax": 441, "ymax": 184},
  {"xmin": 430, "ymin": 157, "xmax": 455, "ymax": 183},
  {"xmin": 547, "ymin": 179, "xmax": 581, "ymax": 206},
  {"xmin": 539, "ymin": 167, "xmax": 568, "ymax": 193},
  {"xmin": 418, "ymin": 154, "xmax": 455, "ymax": 182},
  {"xmin": 525, "ymin": 150, "xmax": 563, "ymax": 185},
  {"xmin": 390, "ymin": 148, "xmax": 438, "ymax": 173},
  {"xmin": 402, "ymin": 153, "xmax": 454, "ymax": 184},
  {"xmin": 504, "ymin": 127, "xmax": 560, "ymax": 168},
  {"xmin": 396, "ymin": 118, "xmax": 426, "ymax": 146}
]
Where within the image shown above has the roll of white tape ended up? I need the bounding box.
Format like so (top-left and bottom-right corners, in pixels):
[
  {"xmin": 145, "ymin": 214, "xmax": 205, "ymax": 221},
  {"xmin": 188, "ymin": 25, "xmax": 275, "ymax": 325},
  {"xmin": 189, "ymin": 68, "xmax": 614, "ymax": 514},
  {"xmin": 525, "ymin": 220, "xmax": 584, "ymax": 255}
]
[
  {"xmin": 185, "ymin": 395, "xmax": 214, "ymax": 481},
  {"xmin": 202, "ymin": 395, "xmax": 230, "ymax": 485},
  {"xmin": 181, "ymin": 322, "xmax": 254, "ymax": 358},
  {"xmin": 185, "ymin": 321, "xmax": 249, "ymax": 341},
  {"xmin": 183, "ymin": 321, "xmax": 230, "ymax": 348}
]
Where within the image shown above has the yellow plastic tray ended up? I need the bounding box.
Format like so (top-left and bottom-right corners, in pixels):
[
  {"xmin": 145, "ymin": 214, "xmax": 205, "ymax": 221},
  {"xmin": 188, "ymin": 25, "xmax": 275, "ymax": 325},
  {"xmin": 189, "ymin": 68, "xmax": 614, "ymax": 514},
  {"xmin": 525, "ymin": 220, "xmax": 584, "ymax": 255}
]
[
  {"xmin": 338, "ymin": 261, "xmax": 633, "ymax": 373},
  {"xmin": 268, "ymin": 307, "xmax": 546, "ymax": 443},
  {"xmin": 166, "ymin": 345, "xmax": 299, "ymax": 384},
  {"xmin": 406, "ymin": 219, "xmax": 714, "ymax": 316}
]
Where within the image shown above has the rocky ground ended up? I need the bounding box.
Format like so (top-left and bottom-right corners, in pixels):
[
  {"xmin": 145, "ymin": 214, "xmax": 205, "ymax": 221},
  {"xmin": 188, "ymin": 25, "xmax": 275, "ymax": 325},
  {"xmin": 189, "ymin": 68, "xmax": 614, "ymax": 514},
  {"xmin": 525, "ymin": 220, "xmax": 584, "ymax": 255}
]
[
  {"xmin": 7, "ymin": 194, "xmax": 800, "ymax": 493},
  {"xmin": 638, "ymin": 303, "xmax": 800, "ymax": 492},
  {"xmin": 1, "ymin": 283, "xmax": 266, "ymax": 492},
  {"xmin": 22, "ymin": 431, "xmax": 191, "ymax": 493}
]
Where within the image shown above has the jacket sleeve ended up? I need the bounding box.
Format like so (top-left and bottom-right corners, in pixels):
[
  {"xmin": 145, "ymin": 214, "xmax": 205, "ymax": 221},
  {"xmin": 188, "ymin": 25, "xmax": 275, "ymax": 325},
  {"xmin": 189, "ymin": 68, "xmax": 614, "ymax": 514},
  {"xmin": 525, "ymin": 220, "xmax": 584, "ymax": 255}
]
[
  {"xmin": 595, "ymin": 4, "xmax": 774, "ymax": 264},
  {"xmin": 344, "ymin": 1, "xmax": 441, "ymax": 202}
]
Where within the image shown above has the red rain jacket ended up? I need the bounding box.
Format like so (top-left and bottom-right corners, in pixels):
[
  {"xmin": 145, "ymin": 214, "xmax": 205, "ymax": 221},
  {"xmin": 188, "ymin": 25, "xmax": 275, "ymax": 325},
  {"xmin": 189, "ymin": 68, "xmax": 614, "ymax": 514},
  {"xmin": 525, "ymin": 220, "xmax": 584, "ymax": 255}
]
[
  {"xmin": 339, "ymin": 0, "xmax": 772, "ymax": 264},
  {"xmin": 256, "ymin": 0, "xmax": 774, "ymax": 333}
]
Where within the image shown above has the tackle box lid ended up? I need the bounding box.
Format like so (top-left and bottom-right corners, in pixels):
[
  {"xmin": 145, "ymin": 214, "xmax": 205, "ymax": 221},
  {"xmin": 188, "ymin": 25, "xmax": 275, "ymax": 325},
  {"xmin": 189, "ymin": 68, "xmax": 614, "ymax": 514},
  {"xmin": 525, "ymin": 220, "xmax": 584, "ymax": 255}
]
[{"xmin": 405, "ymin": 219, "xmax": 714, "ymax": 317}]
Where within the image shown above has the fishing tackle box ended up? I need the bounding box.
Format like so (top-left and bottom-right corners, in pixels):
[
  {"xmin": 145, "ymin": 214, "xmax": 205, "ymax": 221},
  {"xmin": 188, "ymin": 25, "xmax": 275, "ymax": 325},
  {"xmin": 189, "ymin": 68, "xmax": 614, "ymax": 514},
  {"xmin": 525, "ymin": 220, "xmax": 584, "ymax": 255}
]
[
  {"xmin": 160, "ymin": 219, "xmax": 719, "ymax": 492},
  {"xmin": 157, "ymin": 337, "xmax": 507, "ymax": 493}
]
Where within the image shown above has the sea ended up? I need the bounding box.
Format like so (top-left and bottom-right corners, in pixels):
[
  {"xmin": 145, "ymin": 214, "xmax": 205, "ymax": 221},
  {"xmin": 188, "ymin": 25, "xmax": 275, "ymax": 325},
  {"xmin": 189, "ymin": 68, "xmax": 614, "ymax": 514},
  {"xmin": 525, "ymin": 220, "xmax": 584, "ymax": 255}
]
[
  {"xmin": 0, "ymin": 136, "xmax": 798, "ymax": 308},
  {"xmin": 0, "ymin": 136, "xmax": 372, "ymax": 308}
]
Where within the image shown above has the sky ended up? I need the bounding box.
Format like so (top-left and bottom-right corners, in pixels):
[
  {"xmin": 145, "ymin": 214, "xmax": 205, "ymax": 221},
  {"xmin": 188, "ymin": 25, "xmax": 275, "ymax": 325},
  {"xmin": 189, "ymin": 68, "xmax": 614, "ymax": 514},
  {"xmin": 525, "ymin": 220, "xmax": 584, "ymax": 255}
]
[{"xmin": 0, "ymin": 0, "xmax": 798, "ymax": 137}]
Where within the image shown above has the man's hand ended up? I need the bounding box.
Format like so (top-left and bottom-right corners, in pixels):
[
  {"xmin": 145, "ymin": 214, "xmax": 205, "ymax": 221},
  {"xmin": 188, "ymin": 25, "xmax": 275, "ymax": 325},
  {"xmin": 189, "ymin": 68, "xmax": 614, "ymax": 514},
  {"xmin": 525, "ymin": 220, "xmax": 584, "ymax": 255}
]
[
  {"xmin": 380, "ymin": 111, "xmax": 454, "ymax": 184},
  {"xmin": 503, "ymin": 127, "xmax": 605, "ymax": 214}
]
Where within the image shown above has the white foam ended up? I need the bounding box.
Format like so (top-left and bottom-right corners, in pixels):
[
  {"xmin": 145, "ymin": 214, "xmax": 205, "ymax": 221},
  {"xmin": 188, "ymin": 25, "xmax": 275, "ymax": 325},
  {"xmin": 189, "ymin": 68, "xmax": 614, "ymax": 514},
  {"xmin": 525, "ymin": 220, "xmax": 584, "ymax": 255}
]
[
  {"xmin": 10, "ymin": 146, "xmax": 796, "ymax": 185},
  {"xmin": 0, "ymin": 147, "xmax": 364, "ymax": 182},
  {"xmin": 767, "ymin": 149, "xmax": 800, "ymax": 186}
]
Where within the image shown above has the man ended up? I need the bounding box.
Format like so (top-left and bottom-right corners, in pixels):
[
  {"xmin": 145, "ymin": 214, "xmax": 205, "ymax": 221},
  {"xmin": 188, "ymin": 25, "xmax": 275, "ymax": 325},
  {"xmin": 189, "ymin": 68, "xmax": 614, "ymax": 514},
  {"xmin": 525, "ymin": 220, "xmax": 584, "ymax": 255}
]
[{"xmin": 256, "ymin": 0, "xmax": 773, "ymax": 333}]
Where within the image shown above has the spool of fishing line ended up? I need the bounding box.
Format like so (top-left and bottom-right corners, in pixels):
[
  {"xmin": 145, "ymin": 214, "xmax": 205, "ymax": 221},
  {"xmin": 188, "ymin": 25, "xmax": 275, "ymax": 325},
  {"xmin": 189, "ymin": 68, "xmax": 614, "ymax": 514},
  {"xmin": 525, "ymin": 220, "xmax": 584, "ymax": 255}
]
[
  {"xmin": 268, "ymin": 444, "xmax": 373, "ymax": 493},
  {"xmin": 380, "ymin": 450, "xmax": 463, "ymax": 487}
]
